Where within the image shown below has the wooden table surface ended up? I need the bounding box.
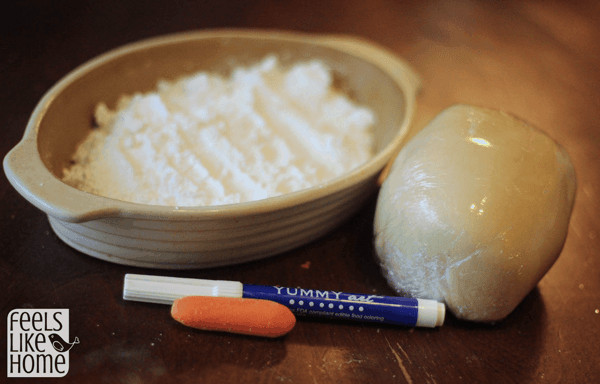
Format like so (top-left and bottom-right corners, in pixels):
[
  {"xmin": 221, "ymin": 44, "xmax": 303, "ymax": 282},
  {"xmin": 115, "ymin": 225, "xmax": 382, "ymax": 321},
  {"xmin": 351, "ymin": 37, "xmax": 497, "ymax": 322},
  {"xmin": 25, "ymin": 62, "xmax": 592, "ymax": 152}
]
[{"xmin": 2, "ymin": 1, "xmax": 599, "ymax": 383}]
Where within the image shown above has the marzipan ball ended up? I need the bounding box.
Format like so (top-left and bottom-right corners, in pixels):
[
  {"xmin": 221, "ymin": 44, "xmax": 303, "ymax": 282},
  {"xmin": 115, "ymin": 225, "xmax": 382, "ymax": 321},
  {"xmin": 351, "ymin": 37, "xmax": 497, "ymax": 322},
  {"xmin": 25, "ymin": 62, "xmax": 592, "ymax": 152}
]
[{"xmin": 374, "ymin": 104, "xmax": 576, "ymax": 322}]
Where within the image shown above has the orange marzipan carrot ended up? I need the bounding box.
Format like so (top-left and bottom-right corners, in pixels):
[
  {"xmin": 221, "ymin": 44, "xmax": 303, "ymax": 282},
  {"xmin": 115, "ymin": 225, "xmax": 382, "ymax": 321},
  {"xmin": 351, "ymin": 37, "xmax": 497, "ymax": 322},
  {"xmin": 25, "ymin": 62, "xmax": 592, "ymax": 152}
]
[{"xmin": 171, "ymin": 296, "xmax": 296, "ymax": 338}]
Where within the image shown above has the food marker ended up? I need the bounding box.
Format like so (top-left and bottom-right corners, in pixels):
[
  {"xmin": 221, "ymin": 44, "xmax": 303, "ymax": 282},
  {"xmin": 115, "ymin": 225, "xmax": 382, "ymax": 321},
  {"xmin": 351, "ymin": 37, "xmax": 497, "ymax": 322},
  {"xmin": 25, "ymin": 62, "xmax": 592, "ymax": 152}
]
[{"xmin": 123, "ymin": 274, "xmax": 445, "ymax": 328}]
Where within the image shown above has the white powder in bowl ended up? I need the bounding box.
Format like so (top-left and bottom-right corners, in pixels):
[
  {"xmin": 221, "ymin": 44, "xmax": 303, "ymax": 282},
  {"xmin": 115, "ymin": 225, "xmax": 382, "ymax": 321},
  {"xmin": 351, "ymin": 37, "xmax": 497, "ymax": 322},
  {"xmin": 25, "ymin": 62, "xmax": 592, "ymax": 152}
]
[{"xmin": 62, "ymin": 56, "xmax": 376, "ymax": 206}]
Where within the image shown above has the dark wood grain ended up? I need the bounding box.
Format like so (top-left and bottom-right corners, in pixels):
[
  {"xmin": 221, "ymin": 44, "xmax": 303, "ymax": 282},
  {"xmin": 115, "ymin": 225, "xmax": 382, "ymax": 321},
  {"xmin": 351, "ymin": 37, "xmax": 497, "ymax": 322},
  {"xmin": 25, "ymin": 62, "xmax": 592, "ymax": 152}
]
[{"xmin": 2, "ymin": 1, "xmax": 599, "ymax": 383}]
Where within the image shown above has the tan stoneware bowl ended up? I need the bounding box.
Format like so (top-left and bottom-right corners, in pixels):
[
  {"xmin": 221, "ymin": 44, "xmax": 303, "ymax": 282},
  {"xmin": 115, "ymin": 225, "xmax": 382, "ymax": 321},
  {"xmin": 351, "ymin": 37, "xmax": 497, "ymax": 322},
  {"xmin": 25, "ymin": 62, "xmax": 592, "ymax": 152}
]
[{"xmin": 3, "ymin": 29, "xmax": 420, "ymax": 269}]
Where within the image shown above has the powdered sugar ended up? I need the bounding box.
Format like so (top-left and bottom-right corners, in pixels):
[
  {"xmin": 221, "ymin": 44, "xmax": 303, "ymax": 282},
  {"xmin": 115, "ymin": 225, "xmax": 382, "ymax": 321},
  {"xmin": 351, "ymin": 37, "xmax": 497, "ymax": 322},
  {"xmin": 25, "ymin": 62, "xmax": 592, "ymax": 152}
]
[{"xmin": 62, "ymin": 56, "xmax": 375, "ymax": 206}]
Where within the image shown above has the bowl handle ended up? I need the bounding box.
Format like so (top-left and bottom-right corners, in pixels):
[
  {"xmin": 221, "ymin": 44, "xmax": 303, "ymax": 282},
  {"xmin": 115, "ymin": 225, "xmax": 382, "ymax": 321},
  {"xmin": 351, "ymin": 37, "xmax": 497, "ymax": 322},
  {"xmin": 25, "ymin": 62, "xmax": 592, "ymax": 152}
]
[{"xmin": 3, "ymin": 138, "xmax": 120, "ymax": 223}]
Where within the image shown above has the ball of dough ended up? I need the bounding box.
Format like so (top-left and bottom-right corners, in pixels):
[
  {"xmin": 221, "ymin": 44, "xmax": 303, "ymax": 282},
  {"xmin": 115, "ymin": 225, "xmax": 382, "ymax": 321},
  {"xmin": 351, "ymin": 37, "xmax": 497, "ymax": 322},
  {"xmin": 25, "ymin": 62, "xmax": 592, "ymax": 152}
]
[{"xmin": 374, "ymin": 104, "xmax": 576, "ymax": 322}]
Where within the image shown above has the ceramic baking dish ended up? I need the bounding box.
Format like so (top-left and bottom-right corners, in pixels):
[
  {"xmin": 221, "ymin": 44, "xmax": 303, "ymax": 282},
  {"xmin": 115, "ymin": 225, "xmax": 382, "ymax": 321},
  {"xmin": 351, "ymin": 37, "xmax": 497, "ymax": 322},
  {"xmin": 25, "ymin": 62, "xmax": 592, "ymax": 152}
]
[{"xmin": 3, "ymin": 29, "xmax": 420, "ymax": 268}]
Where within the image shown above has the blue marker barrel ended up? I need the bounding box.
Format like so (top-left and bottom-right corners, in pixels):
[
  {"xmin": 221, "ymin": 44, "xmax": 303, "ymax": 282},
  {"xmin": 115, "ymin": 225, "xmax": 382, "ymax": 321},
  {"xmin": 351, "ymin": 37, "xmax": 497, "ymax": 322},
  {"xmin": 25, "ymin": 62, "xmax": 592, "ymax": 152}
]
[{"xmin": 242, "ymin": 285, "xmax": 444, "ymax": 328}]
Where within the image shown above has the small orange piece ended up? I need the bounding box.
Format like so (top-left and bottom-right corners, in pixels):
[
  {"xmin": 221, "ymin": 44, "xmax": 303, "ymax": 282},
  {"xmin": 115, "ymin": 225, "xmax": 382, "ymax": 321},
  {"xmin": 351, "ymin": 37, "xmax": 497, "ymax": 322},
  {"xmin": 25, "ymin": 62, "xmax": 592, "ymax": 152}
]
[{"xmin": 171, "ymin": 296, "xmax": 296, "ymax": 338}]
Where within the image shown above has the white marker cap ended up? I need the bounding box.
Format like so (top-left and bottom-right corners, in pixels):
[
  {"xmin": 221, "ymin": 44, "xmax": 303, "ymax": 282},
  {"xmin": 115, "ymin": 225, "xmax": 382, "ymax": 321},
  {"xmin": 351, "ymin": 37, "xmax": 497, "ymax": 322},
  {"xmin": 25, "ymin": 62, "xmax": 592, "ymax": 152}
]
[
  {"xmin": 123, "ymin": 274, "xmax": 243, "ymax": 305},
  {"xmin": 416, "ymin": 299, "xmax": 446, "ymax": 327}
]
